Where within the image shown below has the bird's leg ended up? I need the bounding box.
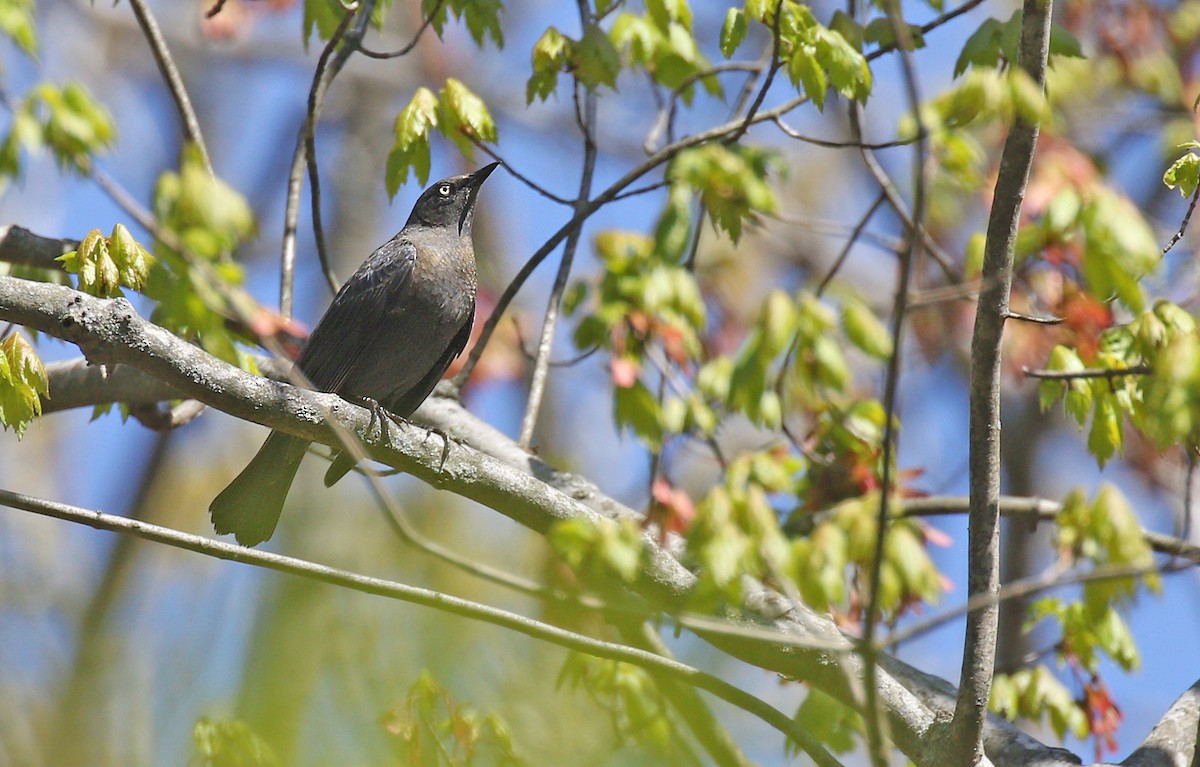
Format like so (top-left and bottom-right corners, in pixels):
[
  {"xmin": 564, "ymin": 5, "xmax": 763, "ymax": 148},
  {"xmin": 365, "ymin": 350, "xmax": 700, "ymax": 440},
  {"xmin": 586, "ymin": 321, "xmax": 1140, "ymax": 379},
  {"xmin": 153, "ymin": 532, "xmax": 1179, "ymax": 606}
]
[{"xmin": 419, "ymin": 425, "xmax": 453, "ymax": 472}]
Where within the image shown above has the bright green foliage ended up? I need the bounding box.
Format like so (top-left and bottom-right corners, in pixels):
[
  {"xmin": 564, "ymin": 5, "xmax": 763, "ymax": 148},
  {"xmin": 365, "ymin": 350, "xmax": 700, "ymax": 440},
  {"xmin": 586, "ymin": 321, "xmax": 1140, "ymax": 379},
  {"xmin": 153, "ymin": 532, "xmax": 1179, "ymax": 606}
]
[
  {"xmin": 302, "ymin": 0, "xmax": 391, "ymax": 44},
  {"xmin": 954, "ymin": 11, "xmax": 1084, "ymax": 77},
  {"xmin": 990, "ymin": 666, "xmax": 1089, "ymax": 741},
  {"xmin": 1027, "ymin": 596, "xmax": 1141, "ymax": 674},
  {"xmin": 147, "ymin": 146, "xmax": 256, "ymax": 366},
  {"xmin": 381, "ymin": 671, "xmax": 524, "ymax": 766},
  {"xmin": 0, "ymin": 82, "xmax": 115, "ymax": 181},
  {"xmin": 719, "ymin": 8, "xmax": 746, "ymax": 58},
  {"xmin": 527, "ymin": 27, "xmax": 571, "ymax": 102},
  {"xmin": 726, "ymin": 290, "xmax": 798, "ymax": 428},
  {"xmin": 570, "ymin": 230, "xmax": 706, "ymax": 444},
  {"xmin": 576, "ymin": 24, "xmax": 622, "ymax": 90},
  {"xmin": 192, "ymin": 718, "xmax": 277, "ymax": 767},
  {"xmin": 686, "ymin": 450, "xmax": 797, "ymax": 604},
  {"xmin": 1079, "ymin": 190, "xmax": 1159, "ymax": 312},
  {"xmin": 669, "ymin": 144, "xmax": 778, "ymax": 242},
  {"xmin": 387, "ymin": 88, "xmax": 440, "ymax": 192},
  {"xmin": 1056, "ymin": 485, "xmax": 1161, "ymax": 605},
  {"xmin": 549, "ymin": 516, "xmax": 646, "ymax": 586},
  {"xmin": 792, "ymin": 689, "xmax": 862, "ymax": 755},
  {"xmin": 608, "ymin": 4, "xmax": 720, "ymax": 102},
  {"xmin": 1039, "ymin": 301, "xmax": 1200, "ymax": 461},
  {"xmin": 386, "ymin": 81, "xmax": 497, "ymax": 193},
  {"xmin": 1163, "ymin": 142, "xmax": 1200, "ymax": 198},
  {"xmin": 766, "ymin": 2, "xmax": 872, "ymax": 109},
  {"xmin": 557, "ymin": 655, "xmax": 676, "ymax": 757},
  {"xmin": 423, "ymin": 0, "xmax": 504, "ymax": 48},
  {"xmin": 0, "ymin": 0, "xmax": 37, "ymax": 57},
  {"xmin": 58, "ymin": 224, "xmax": 155, "ymax": 298},
  {"xmin": 0, "ymin": 332, "xmax": 48, "ymax": 439},
  {"xmin": 841, "ymin": 297, "xmax": 892, "ymax": 360}
]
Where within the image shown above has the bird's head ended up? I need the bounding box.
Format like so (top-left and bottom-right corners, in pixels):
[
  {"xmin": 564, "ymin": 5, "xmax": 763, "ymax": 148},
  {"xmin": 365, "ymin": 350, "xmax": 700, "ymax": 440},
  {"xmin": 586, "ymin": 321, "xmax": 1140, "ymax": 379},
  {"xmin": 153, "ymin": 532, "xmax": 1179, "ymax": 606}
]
[{"xmin": 405, "ymin": 162, "xmax": 501, "ymax": 235}]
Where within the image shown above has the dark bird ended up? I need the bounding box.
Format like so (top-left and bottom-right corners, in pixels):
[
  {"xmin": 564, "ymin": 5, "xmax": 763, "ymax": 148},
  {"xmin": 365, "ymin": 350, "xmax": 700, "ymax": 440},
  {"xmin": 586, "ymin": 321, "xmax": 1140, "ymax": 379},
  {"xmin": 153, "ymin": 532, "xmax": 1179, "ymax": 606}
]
[{"xmin": 210, "ymin": 162, "xmax": 499, "ymax": 546}]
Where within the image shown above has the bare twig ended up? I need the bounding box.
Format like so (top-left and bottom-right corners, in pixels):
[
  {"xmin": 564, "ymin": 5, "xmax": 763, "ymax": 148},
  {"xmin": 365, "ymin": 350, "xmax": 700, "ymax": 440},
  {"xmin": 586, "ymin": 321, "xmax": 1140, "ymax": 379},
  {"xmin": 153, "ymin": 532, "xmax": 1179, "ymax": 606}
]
[
  {"xmin": 644, "ymin": 62, "xmax": 764, "ymax": 153},
  {"xmin": 304, "ymin": 8, "xmax": 366, "ymax": 300},
  {"xmin": 1161, "ymin": 181, "xmax": 1200, "ymax": 257},
  {"xmin": 126, "ymin": 0, "xmax": 212, "ymax": 172},
  {"xmin": 354, "ymin": 0, "xmax": 447, "ymax": 58},
  {"xmin": 1004, "ymin": 309, "xmax": 1062, "ymax": 325},
  {"xmin": 0, "ymin": 487, "xmax": 842, "ymax": 767},
  {"xmin": 518, "ymin": 0, "xmax": 601, "ymax": 449},
  {"xmin": 1022, "ymin": 364, "xmax": 1151, "ymax": 380},
  {"xmin": 953, "ymin": 1, "xmax": 1053, "ymax": 762},
  {"xmin": 282, "ymin": 7, "xmax": 360, "ymax": 314},
  {"xmin": 858, "ymin": 3, "xmax": 927, "ymax": 763},
  {"xmin": 470, "ymin": 139, "xmax": 572, "ymax": 205},
  {"xmin": 773, "ymin": 116, "xmax": 915, "ymax": 150},
  {"xmin": 815, "ymin": 190, "xmax": 887, "ymax": 296}
]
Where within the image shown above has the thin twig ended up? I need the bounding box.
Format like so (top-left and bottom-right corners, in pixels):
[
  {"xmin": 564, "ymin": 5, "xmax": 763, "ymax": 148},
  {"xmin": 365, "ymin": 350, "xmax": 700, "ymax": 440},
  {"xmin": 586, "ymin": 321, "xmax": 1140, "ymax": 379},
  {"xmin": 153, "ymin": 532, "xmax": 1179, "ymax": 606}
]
[
  {"xmin": 858, "ymin": 2, "xmax": 927, "ymax": 762},
  {"xmin": 1004, "ymin": 309, "xmax": 1062, "ymax": 325},
  {"xmin": 864, "ymin": 0, "xmax": 990, "ymax": 63},
  {"xmin": 815, "ymin": 190, "xmax": 887, "ymax": 296},
  {"xmin": 773, "ymin": 116, "xmax": 915, "ymax": 150},
  {"xmin": 1022, "ymin": 364, "xmax": 1151, "ymax": 380},
  {"xmin": 354, "ymin": 0, "xmax": 448, "ymax": 58},
  {"xmin": 470, "ymin": 139, "xmax": 573, "ymax": 205},
  {"xmin": 126, "ymin": 0, "xmax": 212, "ymax": 173},
  {"xmin": 644, "ymin": 62, "xmax": 764, "ymax": 153},
  {"xmin": 1161, "ymin": 181, "xmax": 1200, "ymax": 257},
  {"xmin": 0, "ymin": 487, "xmax": 844, "ymax": 767},
  {"xmin": 305, "ymin": 8, "xmax": 365, "ymax": 300},
  {"xmin": 518, "ymin": 5, "xmax": 600, "ymax": 449}
]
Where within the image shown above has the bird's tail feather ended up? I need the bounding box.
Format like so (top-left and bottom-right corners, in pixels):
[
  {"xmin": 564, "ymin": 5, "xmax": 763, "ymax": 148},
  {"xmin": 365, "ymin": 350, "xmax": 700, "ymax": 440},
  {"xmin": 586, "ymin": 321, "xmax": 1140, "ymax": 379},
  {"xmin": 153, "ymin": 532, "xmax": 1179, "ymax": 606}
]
[{"xmin": 209, "ymin": 431, "xmax": 309, "ymax": 546}]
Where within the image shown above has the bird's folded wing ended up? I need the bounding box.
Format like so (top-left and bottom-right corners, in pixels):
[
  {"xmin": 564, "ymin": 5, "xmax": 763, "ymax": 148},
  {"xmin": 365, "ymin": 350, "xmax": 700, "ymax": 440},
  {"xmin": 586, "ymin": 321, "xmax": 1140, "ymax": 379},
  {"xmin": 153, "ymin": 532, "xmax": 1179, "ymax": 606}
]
[{"xmin": 298, "ymin": 238, "xmax": 417, "ymax": 393}]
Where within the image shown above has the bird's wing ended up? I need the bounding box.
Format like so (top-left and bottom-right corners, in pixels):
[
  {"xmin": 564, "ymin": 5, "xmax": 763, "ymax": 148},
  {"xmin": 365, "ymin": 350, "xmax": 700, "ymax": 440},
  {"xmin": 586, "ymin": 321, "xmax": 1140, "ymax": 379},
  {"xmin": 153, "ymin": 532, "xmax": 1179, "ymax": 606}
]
[{"xmin": 298, "ymin": 238, "xmax": 417, "ymax": 393}]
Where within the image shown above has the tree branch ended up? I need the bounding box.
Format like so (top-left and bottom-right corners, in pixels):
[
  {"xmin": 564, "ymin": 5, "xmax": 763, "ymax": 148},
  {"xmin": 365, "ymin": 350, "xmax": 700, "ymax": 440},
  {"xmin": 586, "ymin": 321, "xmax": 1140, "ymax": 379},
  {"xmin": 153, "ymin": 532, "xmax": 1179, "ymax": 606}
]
[
  {"xmin": 956, "ymin": 1, "xmax": 1054, "ymax": 762},
  {"xmin": 126, "ymin": 0, "xmax": 211, "ymax": 172}
]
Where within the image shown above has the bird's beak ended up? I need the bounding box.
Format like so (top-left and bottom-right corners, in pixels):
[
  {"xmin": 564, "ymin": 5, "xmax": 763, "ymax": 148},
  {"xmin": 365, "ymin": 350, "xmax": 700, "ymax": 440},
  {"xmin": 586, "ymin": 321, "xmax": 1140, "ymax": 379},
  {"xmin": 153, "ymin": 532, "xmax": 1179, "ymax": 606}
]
[{"xmin": 459, "ymin": 162, "xmax": 501, "ymax": 235}]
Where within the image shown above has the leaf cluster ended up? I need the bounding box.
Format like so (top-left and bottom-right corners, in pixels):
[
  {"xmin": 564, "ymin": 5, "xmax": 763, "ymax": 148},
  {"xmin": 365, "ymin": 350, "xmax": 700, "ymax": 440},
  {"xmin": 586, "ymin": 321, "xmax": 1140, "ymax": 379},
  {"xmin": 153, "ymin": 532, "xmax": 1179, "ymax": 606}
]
[
  {"xmin": 0, "ymin": 331, "xmax": 48, "ymax": 439},
  {"xmin": 387, "ymin": 80, "xmax": 498, "ymax": 192}
]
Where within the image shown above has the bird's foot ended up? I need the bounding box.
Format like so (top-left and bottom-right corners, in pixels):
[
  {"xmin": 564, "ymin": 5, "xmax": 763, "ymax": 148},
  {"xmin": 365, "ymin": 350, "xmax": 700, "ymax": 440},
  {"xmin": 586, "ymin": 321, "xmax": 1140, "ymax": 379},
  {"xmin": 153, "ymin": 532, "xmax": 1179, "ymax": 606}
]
[{"xmin": 421, "ymin": 426, "xmax": 454, "ymax": 471}]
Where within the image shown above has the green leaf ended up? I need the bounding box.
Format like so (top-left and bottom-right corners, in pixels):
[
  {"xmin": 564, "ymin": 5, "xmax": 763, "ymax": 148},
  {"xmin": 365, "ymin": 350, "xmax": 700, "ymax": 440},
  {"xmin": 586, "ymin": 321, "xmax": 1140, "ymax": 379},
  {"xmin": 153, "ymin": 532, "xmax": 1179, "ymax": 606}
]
[
  {"xmin": 841, "ymin": 299, "xmax": 892, "ymax": 359},
  {"xmin": 793, "ymin": 689, "xmax": 861, "ymax": 754},
  {"xmin": 575, "ymin": 24, "xmax": 622, "ymax": 90},
  {"xmin": 527, "ymin": 27, "xmax": 570, "ymax": 102},
  {"xmin": 1048, "ymin": 24, "xmax": 1085, "ymax": 61},
  {"xmin": 954, "ymin": 17, "xmax": 1004, "ymax": 77},
  {"xmin": 720, "ymin": 8, "xmax": 747, "ymax": 58},
  {"xmin": 438, "ymin": 78, "xmax": 498, "ymax": 158},
  {"xmin": 1163, "ymin": 147, "xmax": 1200, "ymax": 198},
  {"xmin": 0, "ymin": 0, "xmax": 37, "ymax": 56},
  {"xmin": 615, "ymin": 379, "xmax": 664, "ymax": 449},
  {"xmin": 0, "ymin": 332, "xmax": 48, "ymax": 439},
  {"xmin": 387, "ymin": 88, "xmax": 439, "ymax": 191}
]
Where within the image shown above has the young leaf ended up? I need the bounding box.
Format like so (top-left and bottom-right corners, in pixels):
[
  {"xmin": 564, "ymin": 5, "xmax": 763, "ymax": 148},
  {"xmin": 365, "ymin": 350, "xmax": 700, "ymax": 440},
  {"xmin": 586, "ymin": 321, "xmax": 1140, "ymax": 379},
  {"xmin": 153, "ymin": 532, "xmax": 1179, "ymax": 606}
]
[
  {"xmin": 0, "ymin": 332, "xmax": 49, "ymax": 439},
  {"xmin": 387, "ymin": 88, "xmax": 439, "ymax": 191},
  {"xmin": 720, "ymin": 8, "xmax": 747, "ymax": 58},
  {"xmin": 438, "ymin": 78, "xmax": 498, "ymax": 158}
]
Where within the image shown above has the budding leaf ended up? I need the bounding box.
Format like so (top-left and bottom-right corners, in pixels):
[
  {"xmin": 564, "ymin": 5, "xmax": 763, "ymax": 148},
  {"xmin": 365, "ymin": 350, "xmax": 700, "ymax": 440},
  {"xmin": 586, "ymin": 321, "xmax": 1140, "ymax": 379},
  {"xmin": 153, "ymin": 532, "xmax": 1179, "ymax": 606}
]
[{"xmin": 0, "ymin": 332, "xmax": 49, "ymax": 438}]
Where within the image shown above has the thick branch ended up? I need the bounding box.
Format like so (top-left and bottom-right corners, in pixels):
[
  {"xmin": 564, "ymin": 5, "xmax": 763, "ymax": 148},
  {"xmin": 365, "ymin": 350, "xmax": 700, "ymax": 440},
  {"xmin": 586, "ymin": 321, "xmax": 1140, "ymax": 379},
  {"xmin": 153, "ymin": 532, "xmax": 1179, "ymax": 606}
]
[
  {"xmin": 956, "ymin": 1, "xmax": 1054, "ymax": 763},
  {"xmin": 0, "ymin": 225, "xmax": 76, "ymax": 268}
]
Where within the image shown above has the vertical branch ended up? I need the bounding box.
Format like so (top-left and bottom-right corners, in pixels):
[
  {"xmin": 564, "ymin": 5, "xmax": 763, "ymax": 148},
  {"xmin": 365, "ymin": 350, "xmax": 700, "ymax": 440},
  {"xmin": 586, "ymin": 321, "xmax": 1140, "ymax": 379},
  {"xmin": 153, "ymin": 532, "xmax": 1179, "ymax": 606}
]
[
  {"xmin": 517, "ymin": 1, "xmax": 599, "ymax": 449},
  {"xmin": 856, "ymin": 1, "xmax": 926, "ymax": 763},
  {"xmin": 279, "ymin": 7, "xmax": 363, "ymax": 318},
  {"xmin": 952, "ymin": 1, "xmax": 1053, "ymax": 763},
  {"xmin": 126, "ymin": 0, "xmax": 212, "ymax": 173}
]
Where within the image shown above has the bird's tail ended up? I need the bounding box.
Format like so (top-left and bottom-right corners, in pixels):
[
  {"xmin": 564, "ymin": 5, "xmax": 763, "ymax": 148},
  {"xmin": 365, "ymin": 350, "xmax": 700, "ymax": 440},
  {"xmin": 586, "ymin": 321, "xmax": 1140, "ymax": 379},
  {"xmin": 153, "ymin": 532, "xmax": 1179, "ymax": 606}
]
[{"xmin": 209, "ymin": 431, "xmax": 309, "ymax": 546}]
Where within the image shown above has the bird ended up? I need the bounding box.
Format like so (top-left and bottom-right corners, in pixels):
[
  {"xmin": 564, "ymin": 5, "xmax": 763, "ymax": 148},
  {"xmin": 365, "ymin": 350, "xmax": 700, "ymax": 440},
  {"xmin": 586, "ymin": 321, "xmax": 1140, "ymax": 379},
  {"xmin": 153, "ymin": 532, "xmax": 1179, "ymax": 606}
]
[{"xmin": 209, "ymin": 162, "xmax": 500, "ymax": 546}]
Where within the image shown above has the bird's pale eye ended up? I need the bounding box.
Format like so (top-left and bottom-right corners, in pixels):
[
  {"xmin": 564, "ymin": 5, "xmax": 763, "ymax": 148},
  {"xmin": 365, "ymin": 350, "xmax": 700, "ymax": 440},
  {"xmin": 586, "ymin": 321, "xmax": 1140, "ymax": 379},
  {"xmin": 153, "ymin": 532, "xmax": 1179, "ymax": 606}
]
[{"xmin": 439, "ymin": 184, "xmax": 452, "ymax": 196}]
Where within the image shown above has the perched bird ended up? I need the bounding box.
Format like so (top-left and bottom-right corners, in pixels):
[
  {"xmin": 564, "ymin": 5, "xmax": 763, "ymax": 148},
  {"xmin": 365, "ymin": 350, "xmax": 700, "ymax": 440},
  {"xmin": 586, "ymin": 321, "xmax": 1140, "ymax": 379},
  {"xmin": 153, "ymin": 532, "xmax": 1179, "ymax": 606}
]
[{"xmin": 210, "ymin": 162, "xmax": 499, "ymax": 546}]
